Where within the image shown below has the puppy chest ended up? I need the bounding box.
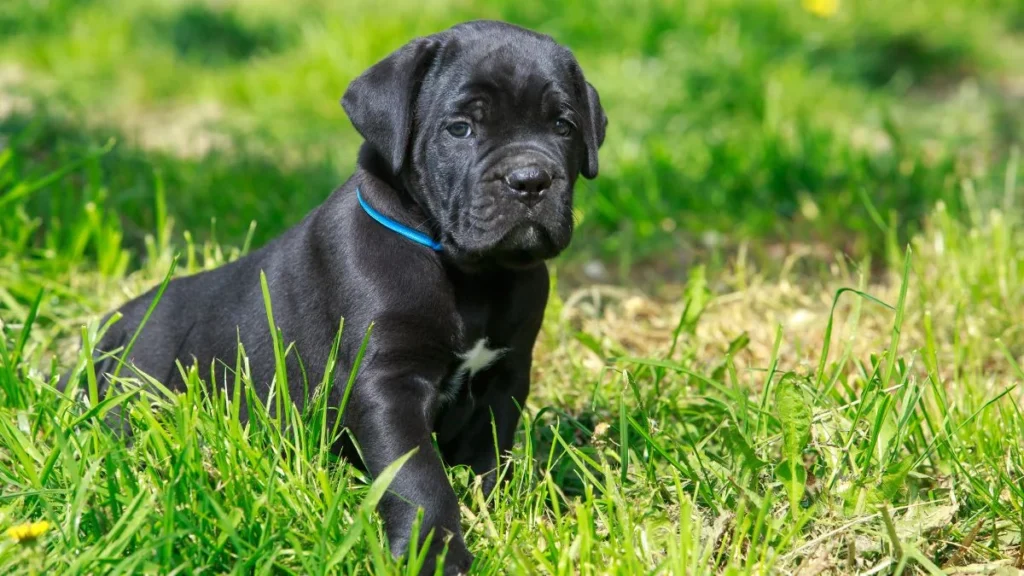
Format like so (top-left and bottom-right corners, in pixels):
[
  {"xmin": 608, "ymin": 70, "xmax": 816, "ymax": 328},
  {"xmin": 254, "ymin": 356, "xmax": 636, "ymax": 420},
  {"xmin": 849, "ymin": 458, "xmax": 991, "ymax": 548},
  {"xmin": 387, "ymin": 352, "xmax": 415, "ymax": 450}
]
[{"xmin": 440, "ymin": 338, "xmax": 509, "ymax": 404}]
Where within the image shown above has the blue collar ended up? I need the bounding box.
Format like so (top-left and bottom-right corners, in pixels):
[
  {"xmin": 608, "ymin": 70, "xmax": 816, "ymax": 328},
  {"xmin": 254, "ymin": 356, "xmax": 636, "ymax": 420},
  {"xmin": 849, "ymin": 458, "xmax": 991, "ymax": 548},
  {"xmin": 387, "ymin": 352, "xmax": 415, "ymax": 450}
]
[{"xmin": 356, "ymin": 187, "xmax": 442, "ymax": 252}]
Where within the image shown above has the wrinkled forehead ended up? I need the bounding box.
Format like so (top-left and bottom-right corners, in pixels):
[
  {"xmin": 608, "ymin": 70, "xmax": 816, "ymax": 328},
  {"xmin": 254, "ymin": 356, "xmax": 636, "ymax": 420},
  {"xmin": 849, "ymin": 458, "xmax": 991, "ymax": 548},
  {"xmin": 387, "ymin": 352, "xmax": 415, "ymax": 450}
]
[{"xmin": 423, "ymin": 34, "xmax": 581, "ymax": 113}]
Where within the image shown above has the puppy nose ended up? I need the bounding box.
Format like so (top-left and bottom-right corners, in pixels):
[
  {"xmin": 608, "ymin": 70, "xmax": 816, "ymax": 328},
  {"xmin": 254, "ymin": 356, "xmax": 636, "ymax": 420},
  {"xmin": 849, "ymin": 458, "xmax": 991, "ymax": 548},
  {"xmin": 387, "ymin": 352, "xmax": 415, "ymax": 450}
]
[{"xmin": 504, "ymin": 166, "xmax": 552, "ymax": 207}]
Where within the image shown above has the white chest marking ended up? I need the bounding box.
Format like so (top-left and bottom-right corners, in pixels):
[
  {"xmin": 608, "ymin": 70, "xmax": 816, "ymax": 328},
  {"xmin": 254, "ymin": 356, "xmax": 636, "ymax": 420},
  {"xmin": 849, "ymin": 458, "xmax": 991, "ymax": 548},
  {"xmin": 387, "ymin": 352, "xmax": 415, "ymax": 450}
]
[
  {"xmin": 442, "ymin": 338, "xmax": 509, "ymax": 403},
  {"xmin": 458, "ymin": 338, "xmax": 507, "ymax": 377}
]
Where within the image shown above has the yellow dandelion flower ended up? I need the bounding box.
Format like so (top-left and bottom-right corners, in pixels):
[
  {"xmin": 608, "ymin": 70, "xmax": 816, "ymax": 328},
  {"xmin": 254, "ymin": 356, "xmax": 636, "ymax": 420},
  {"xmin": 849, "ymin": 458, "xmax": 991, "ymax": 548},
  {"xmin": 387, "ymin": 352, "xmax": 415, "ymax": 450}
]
[
  {"xmin": 802, "ymin": 0, "xmax": 839, "ymax": 18},
  {"xmin": 5, "ymin": 520, "xmax": 50, "ymax": 543}
]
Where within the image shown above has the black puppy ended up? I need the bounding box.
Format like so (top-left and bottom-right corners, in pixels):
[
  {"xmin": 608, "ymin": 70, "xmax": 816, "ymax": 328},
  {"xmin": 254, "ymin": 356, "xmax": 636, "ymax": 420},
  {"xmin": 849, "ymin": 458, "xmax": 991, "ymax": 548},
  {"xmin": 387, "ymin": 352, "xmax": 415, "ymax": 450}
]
[{"xmin": 75, "ymin": 20, "xmax": 605, "ymax": 575}]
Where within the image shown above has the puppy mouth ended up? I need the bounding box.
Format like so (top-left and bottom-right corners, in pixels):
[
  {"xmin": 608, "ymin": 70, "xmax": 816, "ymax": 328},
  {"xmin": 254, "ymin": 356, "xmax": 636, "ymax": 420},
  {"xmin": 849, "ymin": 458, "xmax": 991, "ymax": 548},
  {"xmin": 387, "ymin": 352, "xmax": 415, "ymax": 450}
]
[
  {"xmin": 446, "ymin": 218, "xmax": 567, "ymax": 268},
  {"xmin": 493, "ymin": 223, "xmax": 560, "ymax": 266},
  {"xmin": 497, "ymin": 221, "xmax": 552, "ymax": 249}
]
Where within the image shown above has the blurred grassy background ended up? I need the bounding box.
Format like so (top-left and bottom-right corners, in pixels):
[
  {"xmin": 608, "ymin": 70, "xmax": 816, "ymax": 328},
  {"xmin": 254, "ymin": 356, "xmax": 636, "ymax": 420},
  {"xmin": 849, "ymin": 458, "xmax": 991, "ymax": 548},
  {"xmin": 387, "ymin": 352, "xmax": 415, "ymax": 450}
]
[{"xmin": 1, "ymin": 0, "xmax": 1022, "ymax": 281}]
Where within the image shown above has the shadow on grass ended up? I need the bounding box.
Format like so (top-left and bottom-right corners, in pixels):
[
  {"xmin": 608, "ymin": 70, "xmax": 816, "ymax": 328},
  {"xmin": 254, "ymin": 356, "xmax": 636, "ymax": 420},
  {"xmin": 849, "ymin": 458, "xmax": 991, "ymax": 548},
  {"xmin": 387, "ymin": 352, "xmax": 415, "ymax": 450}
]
[
  {"xmin": 140, "ymin": 4, "xmax": 297, "ymax": 66},
  {"xmin": 810, "ymin": 30, "xmax": 981, "ymax": 90},
  {"xmin": 1, "ymin": 109, "xmax": 345, "ymax": 259},
  {"xmin": 0, "ymin": 102, "xmax": 980, "ymax": 290},
  {"xmin": 0, "ymin": 0, "xmax": 92, "ymax": 38}
]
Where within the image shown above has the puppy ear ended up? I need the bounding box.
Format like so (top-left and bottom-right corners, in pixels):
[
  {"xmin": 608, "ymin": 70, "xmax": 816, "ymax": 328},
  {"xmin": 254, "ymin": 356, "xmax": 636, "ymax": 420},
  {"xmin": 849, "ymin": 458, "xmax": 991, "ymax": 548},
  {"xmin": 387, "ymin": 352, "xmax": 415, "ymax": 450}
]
[
  {"xmin": 342, "ymin": 37, "xmax": 440, "ymax": 175},
  {"xmin": 580, "ymin": 80, "xmax": 607, "ymax": 180}
]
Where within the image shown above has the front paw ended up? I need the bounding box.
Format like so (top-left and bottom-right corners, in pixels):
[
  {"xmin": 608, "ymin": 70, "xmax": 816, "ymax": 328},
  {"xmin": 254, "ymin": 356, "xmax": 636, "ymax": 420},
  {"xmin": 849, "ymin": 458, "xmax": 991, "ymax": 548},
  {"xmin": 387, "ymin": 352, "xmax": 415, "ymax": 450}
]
[
  {"xmin": 479, "ymin": 457, "xmax": 516, "ymax": 499},
  {"xmin": 419, "ymin": 538, "xmax": 473, "ymax": 576}
]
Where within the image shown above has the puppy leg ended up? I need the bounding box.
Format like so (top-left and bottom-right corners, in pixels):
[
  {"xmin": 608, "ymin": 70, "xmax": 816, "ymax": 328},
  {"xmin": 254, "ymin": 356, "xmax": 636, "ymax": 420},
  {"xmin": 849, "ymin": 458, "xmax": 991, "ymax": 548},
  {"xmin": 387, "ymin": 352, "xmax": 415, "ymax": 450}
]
[
  {"xmin": 347, "ymin": 371, "xmax": 473, "ymax": 576},
  {"xmin": 440, "ymin": 355, "xmax": 531, "ymax": 497}
]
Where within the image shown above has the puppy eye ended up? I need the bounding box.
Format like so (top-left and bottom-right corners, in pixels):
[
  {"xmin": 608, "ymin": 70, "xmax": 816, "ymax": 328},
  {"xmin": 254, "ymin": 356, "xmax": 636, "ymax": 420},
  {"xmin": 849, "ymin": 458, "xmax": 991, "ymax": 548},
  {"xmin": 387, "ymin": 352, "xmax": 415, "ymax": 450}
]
[
  {"xmin": 446, "ymin": 122, "xmax": 473, "ymax": 138},
  {"xmin": 554, "ymin": 119, "xmax": 574, "ymax": 136}
]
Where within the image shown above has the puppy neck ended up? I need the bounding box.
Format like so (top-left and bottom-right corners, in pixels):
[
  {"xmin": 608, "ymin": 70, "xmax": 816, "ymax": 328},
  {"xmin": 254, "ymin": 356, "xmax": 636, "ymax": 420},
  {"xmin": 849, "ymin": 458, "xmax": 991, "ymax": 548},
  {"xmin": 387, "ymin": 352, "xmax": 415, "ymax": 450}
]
[{"xmin": 355, "ymin": 167, "xmax": 436, "ymax": 240}]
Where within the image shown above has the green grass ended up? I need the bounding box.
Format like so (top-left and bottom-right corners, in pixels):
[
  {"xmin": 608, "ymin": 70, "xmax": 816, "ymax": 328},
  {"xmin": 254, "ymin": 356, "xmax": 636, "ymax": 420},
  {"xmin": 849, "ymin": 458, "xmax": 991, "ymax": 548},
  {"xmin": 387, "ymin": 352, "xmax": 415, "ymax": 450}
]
[{"xmin": 2, "ymin": 0, "xmax": 1024, "ymax": 573}]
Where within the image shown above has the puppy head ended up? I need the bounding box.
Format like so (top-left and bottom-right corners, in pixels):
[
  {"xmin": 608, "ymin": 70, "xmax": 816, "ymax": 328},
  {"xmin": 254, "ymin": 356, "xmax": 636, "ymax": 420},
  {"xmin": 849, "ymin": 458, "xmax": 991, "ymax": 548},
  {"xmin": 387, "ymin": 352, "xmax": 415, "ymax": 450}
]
[{"xmin": 342, "ymin": 20, "xmax": 607, "ymax": 268}]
